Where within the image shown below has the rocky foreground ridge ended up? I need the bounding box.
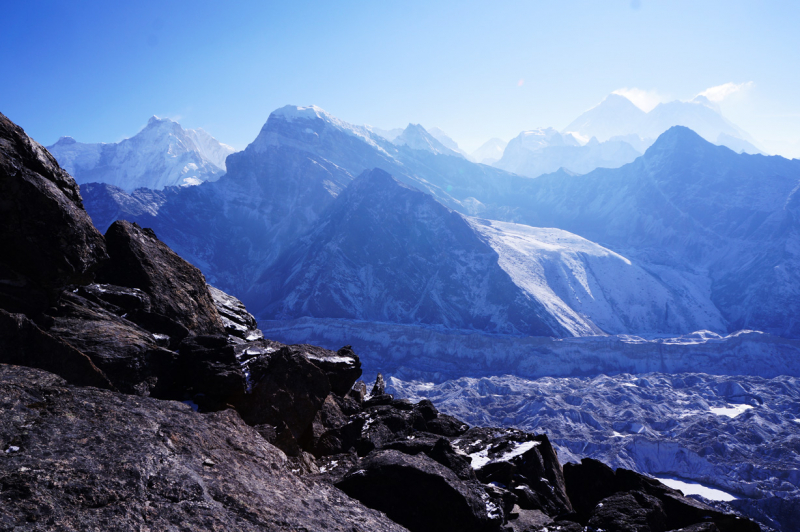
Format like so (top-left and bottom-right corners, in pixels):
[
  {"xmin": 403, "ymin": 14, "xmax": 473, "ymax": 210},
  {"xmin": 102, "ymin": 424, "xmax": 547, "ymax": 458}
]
[{"xmin": 0, "ymin": 111, "xmax": 760, "ymax": 531}]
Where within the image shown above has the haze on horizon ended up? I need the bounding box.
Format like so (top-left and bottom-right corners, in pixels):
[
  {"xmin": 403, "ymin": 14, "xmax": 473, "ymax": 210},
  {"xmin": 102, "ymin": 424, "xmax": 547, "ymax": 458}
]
[{"xmin": 2, "ymin": 0, "xmax": 798, "ymax": 158}]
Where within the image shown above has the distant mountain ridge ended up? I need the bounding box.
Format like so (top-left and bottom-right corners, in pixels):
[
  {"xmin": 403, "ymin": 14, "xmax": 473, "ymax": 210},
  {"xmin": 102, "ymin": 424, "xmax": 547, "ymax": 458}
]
[
  {"xmin": 494, "ymin": 127, "xmax": 641, "ymax": 177},
  {"xmin": 48, "ymin": 116, "xmax": 234, "ymax": 191},
  {"xmin": 563, "ymin": 93, "xmax": 762, "ymax": 154}
]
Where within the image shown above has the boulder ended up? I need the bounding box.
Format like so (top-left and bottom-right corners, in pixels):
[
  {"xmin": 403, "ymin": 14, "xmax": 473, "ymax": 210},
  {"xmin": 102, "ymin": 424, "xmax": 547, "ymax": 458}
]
[
  {"xmin": 563, "ymin": 457, "xmax": 617, "ymax": 521},
  {"xmin": 75, "ymin": 283, "xmax": 189, "ymax": 348},
  {"xmin": 289, "ymin": 344, "xmax": 362, "ymax": 397},
  {"xmin": 336, "ymin": 449, "xmax": 499, "ymax": 532},
  {"xmin": 0, "ymin": 364, "xmax": 407, "ymax": 531},
  {"xmin": 563, "ymin": 459, "xmax": 760, "ymax": 531},
  {"xmin": 586, "ymin": 491, "xmax": 667, "ymax": 532},
  {"xmin": 239, "ymin": 347, "xmax": 331, "ymax": 451},
  {"xmin": 307, "ymin": 394, "xmax": 364, "ymax": 456},
  {"xmin": 425, "ymin": 413, "xmax": 470, "ymax": 436},
  {"xmin": 505, "ymin": 507, "xmax": 554, "ymax": 531},
  {"xmin": 0, "ymin": 112, "xmax": 107, "ymax": 315},
  {"xmin": 97, "ymin": 220, "xmax": 224, "ymax": 336},
  {"xmin": 453, "ymin": 429, "xmax": 572, "ymax": 517}
]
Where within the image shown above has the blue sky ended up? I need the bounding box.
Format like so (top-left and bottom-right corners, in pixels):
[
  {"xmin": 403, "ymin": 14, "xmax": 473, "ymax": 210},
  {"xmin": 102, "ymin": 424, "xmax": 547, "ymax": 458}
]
[{"xmin": 2, "ymin": 0, "xmax": 798, "ymax": 156}]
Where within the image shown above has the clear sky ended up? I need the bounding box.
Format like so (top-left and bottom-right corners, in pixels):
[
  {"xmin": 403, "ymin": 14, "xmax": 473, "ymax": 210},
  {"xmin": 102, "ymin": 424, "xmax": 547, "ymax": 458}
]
[{"xmin": 2, "ymin": 0, "xmax": 798, "ymax": 156}]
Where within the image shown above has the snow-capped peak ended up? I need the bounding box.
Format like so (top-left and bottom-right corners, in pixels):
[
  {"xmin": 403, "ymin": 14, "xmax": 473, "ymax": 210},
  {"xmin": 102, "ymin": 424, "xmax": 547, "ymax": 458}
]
[
  {"xmin": 264, "ymin": 104, "xmax": 389, "ymax": 154},
  {"xmin": 271, "ymin": 104, "xmax": 331, "ymax": 122},
  {"xmin": 47, "ymin": 116, "xmax": 234, "ymax": 191}
]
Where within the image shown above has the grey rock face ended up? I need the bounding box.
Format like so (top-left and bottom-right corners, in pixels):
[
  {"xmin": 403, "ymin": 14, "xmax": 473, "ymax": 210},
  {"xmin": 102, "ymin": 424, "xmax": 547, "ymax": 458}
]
[
  {"xmin": 42, "ymin": 290, "xmax": 180, "ymax": 396},
  {"xmin": 0, "ymin": 364, "xmax": 407, "ymax": 532}
]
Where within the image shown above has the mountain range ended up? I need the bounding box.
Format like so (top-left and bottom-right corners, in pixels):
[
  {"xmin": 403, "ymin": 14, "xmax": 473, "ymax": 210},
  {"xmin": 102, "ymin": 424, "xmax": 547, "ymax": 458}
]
[
  {"xmin": 78, "ymin": 104, "xmax": 800, "ymax": 343},
  {"xmin": 47, "ymin": 116, "xmax": 234, "ymax": 191}
]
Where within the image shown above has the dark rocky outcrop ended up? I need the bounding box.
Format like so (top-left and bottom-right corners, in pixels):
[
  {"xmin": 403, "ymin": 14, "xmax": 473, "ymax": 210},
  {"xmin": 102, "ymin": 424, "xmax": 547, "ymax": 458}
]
[
  {"xmin": 175, "ymin": 334, "xmax": 245, "ymax": 410},
  {"xmin": 336, "ymin": 449, "xmax": 498, "ymax": 532},
  {"xmin": 0, "ymin": 112, "xmax": 107, "ymax": 315},
  {"xmin": 586, "ymin": 491, "xmax": 667, "ymax": 532},
  {"xmin": 564, "ymin": 458, "xmax": 760, "ymax": 532},
  {"xmin": 0, "ymin": 364, "xmax": 407, "ymax": 531},
  {"xmin": 97, "ymin": 220, "xmax": 225, "ymax": 336}
]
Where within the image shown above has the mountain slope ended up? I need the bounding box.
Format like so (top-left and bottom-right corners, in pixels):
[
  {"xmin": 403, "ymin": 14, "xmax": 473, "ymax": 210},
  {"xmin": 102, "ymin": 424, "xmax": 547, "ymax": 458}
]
[
  {"xmin": 428, "ymin": 126, "xmax": 471, "ymax": 158},
  {"xmin": 48, "ymin": 116, "xmax": 234, "ymax": 191},
  {"xmin": 469, "ymin": 219, "xmax": 724, "ymax": 335}
]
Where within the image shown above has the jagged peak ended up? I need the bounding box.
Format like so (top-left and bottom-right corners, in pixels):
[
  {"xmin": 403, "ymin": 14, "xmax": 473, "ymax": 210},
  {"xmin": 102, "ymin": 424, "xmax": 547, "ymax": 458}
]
[{"xmin": 54, "ymin": 136, "xmax": 77, "ymax": 145}]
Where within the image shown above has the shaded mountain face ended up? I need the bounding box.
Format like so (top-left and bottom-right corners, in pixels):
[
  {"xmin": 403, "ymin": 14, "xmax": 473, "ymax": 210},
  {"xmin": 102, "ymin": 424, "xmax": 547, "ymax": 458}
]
[
  {"xmin": 494, "ymin": 127, "xmax": 641, "ymax": 178},
  {"xmin": 48, "ymin": 116, "xmax": 234, "ymax": 191},
  {"xmin": 564, "ymin": 93, "xmax": 760, "ymax": 154},
  {"xmin": 252, "ymin": 168, "xmax": 722, "ymax": 337},
  {"xmin": 82, "ymin": 142, "xmax": 353, "ymax": 296},
  {"xmin": 252, "ymin": 168, "xmax": 565, "ymax": 337}
]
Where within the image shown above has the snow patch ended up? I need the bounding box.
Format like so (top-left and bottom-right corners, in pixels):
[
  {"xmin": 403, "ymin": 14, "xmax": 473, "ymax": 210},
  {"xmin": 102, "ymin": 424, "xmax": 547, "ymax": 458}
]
[
  {"xmin": 654, "ymin": 477, "xmax": 738, "ymax": 502},
  {"xmin": 709, "ymin": 404, "xmax": 753, "ymax": 418}
]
